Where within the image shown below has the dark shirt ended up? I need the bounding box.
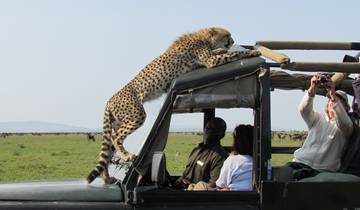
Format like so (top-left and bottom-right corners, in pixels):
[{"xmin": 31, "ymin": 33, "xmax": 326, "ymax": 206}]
[
  {"xmin": 340, "ymin": 116, "xmax": 360, "ymax": 176},
  {"xmin": 181, "ymin": 143, "xmax": 228, "ymax": 186}
]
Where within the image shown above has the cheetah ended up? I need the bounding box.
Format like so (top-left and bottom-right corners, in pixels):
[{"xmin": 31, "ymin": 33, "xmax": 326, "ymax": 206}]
[{"xmin": 87, "ymin": 27, "xmax": 261, "ymax": 184}]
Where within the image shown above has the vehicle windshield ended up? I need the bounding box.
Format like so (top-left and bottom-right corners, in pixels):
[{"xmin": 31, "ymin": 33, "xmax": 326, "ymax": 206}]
[{"xmin": 108, "ymin": 94, "xmax": 167, "ymax": 181}]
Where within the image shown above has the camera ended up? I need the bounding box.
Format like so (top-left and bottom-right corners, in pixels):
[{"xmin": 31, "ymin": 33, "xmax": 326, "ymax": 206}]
[
  {"xmin": 316, "ymin": 73, "xmax": 329, "ymax": 86},
  {"xmin": 343, "ymin": 54, "xmax": 359, "ymax": 63}
]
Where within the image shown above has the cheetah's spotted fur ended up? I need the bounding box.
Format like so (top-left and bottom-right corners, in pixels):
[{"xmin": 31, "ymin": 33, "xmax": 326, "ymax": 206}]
[{"xmin": 87, "ymin": 27, "xmax": 260, "ymax": 184}]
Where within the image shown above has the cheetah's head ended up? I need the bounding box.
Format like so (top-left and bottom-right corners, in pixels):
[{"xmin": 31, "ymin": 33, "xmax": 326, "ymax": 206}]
[{"xmin": 203, "ymin": 28, "xmax": 235, "ymax": 50}]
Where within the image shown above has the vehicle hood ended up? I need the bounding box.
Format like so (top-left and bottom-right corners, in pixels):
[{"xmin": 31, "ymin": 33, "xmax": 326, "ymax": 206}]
[{"xmin": 0, "ymin": 178, "xmax": 123, "ymax": 202}]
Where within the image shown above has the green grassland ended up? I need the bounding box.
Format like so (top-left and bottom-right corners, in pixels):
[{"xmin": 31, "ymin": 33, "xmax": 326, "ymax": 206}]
[{"xmin": 0, "ymin": 133, "xmax": 303, "ymax": 182}]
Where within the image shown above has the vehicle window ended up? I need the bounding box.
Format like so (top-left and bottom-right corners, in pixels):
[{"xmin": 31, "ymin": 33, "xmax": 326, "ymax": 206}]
[
  {"xmin": 111, "ymin": 95, "xmax": 167, "ymax": 180},
  {"xmin": 165, "ymin": 108, "xmax": 253, "ymax": 176},
  {"xmin": 270, "ymin": 89, "xmax": 325, "ymax": 166},
  {"xmin": 166, "ymin": 112, "xmax": 204, "ymax": 175},
  {"xmin": 122, "ymin": 95, "xmax": 166, "ymax": 155}
]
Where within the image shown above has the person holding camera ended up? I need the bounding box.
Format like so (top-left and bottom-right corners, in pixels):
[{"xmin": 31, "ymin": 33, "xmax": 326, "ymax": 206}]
[{"xmin": 286, "ymin": 73, "xmax": 353, "ymax": 180}]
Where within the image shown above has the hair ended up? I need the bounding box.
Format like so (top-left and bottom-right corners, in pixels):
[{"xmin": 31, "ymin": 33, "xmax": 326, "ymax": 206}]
[{"xmin": 232, "ymin": 124, "xmax": 253, "ymax": 156}]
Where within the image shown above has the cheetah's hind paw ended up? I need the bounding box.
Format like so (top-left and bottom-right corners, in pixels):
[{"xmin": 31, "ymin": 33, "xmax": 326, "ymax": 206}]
[
  {"xmin": 249, "ymin": 50, "xmax": 261, "ymax": 57},
  {"xmin": 104, "ymin": 176, "xmax": 118, "ymax": 185}
]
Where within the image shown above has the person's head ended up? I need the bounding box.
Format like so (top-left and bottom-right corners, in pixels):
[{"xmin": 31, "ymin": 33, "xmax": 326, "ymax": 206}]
[
  {"xmin": 232, "ymin": 124, "xmax": 253, "ymax": 156},
  {"xmin": 203, "ymin": 117, "xmax": 227, "ymax": 146}
]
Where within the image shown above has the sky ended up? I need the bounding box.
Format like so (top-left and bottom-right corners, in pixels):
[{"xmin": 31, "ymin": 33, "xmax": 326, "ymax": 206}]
[{"xmin": 0, "ymin": 0, "xmax": 359, "ymax": 132}]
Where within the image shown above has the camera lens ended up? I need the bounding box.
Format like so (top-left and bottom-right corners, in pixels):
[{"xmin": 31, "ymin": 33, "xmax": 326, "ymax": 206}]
[{"xmin": 317, "ymin": 73, "xmax": 328, "ymax": 85}]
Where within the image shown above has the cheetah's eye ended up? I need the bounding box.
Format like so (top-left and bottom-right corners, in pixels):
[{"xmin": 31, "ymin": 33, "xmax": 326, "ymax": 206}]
[{"xmin": 223, "ymin": 34, "xmax": 230, "ymax": 40}]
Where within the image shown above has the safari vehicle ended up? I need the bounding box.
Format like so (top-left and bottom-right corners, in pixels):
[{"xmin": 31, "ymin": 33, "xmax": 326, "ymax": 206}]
[{"xmin": 1, "ymin": 41, "xmax": 360, "ymax": 210}]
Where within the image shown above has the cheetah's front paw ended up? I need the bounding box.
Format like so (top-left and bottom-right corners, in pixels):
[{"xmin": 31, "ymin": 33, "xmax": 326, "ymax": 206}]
[
  {"xmin": 118, "ymin": 151, "xmax": 136, "ymax": 162},
  {"xmin": 212, "ymin": 48, "xmax": 227, "ymax": 55},
  {"xmin": 228, "ymin": 51, "xmax": 244, "ymax": 60},
  {"xmin": 248, "ymin": 50, "xmax": 261, "ymax": 57}
]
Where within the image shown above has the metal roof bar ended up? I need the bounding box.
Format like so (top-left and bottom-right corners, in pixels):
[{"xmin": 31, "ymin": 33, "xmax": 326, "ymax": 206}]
[
  {"xmin": 281, "ymin": 62, "xmax": 360, "ymax": 73},
  {"xmin": 256, "ymin": 41, "xmax": 360, "ymax": 50}
]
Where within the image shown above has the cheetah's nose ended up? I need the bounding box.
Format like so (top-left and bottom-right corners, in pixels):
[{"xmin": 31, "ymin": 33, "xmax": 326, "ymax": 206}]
[{"xmin": 226, "ymin": 39, "xmax": 234, "ymax": 48}]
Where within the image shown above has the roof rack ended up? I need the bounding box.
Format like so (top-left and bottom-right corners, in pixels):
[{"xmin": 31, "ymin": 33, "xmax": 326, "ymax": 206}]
[
  {"xmin": 256, "ymin": 41, "xmax": 360, "ymax": 50},
  {"xmin": 254, "ymin": 41, "xmax": 360, "ymax": 73},
  {"xmin": 281, "ymin": 62, "xmax": 360, "ymax": 73}
]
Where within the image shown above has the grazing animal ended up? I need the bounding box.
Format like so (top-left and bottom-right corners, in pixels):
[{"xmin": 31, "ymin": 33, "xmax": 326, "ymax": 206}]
[
  {"xmin": 277, "ymin": 132, "xmax": 286, "ymax": 140},
  {"xmin": 87, "ymin": 133, "xmax": 96, "ymax": 142},
  {"xmin": 291, "ymin": 133, "xmax": 307, "ymax": 141},
  {"xmin": 87, "ymin": 27, "xmax": 261, "ymax": 184}
]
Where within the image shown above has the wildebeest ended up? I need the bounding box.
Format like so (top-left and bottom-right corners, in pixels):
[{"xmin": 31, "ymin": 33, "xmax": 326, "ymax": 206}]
[
  {"xmin": 291, "ymin": 133, "xmax": 307, "ymax": 141},
  {"xmin": 87, "ymin": 133, "xmax": 96, "ymax": 142}
]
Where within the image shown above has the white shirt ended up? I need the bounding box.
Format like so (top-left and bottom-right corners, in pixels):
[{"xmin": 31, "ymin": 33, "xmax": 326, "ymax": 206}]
[
  {"xmin": 293, "ymin": 93, "xmax": 353, "ymax": 171},
  {"xmin": 216, "ymin": 154, "xmax": 253, "ymax": 191}
]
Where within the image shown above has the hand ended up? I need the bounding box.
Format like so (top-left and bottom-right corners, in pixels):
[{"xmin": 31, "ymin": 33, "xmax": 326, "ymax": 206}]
[
  {"xmin": 218, "ymin": 187, "xmax": 230, "ymax": 191},
  {"xmin": 325, "ymin": 79, "xmax": 336, "ymax": 101},
  {"xmin": 308, "ymin": 73, "xmax": 318, "ymax": 97},
  {"xmin": 174, "ymin": 177, "xmax": 190, "ymax": 189},
  {"xmin": 310, "ymin": 73, "xmax": 318, "ymax": 88}
]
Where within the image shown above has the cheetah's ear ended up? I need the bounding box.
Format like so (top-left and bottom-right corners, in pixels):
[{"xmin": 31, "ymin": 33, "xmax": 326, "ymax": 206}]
[{"xmin": 208, "ymin": 28, "xmax": 218, "ymax": 36}]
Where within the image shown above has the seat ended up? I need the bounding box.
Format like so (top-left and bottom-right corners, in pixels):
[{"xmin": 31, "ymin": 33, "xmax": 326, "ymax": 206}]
[{"xmin": 272, "ymin": 166, "xmax": 294, "ymax": 182}]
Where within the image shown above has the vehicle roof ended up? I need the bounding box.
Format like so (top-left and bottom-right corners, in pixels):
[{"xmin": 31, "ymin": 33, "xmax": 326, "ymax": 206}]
[{"xmin": 171, "ymin": 56, "xmax": 265, "ymax": 92}]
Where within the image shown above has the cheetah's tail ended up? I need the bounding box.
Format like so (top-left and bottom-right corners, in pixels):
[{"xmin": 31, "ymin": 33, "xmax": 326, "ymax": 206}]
[{"xmin": 87, "ymin": 107, "xmax": 112, "ymax": 184}]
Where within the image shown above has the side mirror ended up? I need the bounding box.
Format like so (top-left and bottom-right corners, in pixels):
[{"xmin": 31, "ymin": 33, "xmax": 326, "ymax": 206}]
[{"xmin": 151, "ymin": 152, "xmax": 166, "ymax": 185}]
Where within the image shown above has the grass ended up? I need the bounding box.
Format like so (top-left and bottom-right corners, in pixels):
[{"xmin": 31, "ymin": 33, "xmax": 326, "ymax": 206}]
[
  {"xmin": 0, "ymin": 133, "xmax": 303, "ymax": 182},
  {"xmin": 271, "ymin": 138, "xmax": 303, "ymax": 166},
  {"xmin": 0, "ymin": 134, "xmax": 99, "ymax": 182}
]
